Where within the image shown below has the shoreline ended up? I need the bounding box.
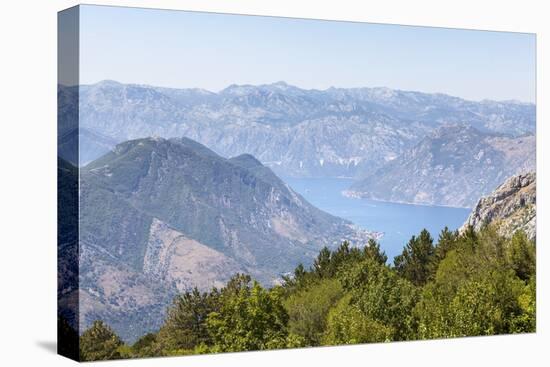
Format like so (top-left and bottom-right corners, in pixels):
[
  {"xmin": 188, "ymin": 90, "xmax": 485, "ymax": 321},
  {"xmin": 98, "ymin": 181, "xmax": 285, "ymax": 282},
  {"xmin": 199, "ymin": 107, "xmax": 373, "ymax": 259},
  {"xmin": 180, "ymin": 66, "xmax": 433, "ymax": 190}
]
[{"xmin": 341, "ymin": 190, "xmax": 472, "ymax": 210}]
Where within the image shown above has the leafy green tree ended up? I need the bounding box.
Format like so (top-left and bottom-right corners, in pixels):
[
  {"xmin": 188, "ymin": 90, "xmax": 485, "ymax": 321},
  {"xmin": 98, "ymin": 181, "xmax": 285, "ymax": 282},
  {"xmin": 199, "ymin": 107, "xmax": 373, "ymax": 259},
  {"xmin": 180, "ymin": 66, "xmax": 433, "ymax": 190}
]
[
  {"xmin": 324, "ymin": 294, "xmax": 393, "ymax": 345},
  {"xmin": 130, "ymin": 333, "xmax": 160, "ymax": 358},
  {"xmin": 222, "ymin": 273, "xmax": 252, "ymax": 296},
  {"xmin": 207, "ymin": 280, "xmax": 289, "ymax": 352},
  {"xmin": 415, "ymin": 227, "xmax": 535, "ymax": 339},
  {"xmin": 506, "ymin": 230, "xmax": 536, "ymax": 281},
  {"xmin": 448, "ymin": 270, "xmax": 524, "ymax": 336},
  {"xmin": 284, "ymin": 278, "xmax": 343, "ymax": 346},
  {"xmin": 415, "ymin": 229, "xmax": 492, "ymax": 339},
  {"xmin": 156, "ymin": 287, "xmax": 219, "ymax": 352},
  {"xmin": 79, "ymin": 320, "xmax": 124, "ymax": 361},
  {"xmin": 161, "ymin": 342, "xmax": 211, "ymax": 357},
  {"xmin": 340, "ymin": 258, "xmax": 419, "ymax": 340},
  {"xmin": 511, "ymin": 277, "xmax": 536, "ymax": 332},
  {"xmin": 394, "ymin": 229, "xmax": 436, "ymax": 286},
  {"xmin": 414, "ymin": 281, "xmax": 448, "ymax": 339},
  {"xmin": 116, "ymin": 344, "xmax": 133, "ymax": 359},
  {"xmin": 110, "ymin": 225, "xmax": 536, "ymax": 356}
]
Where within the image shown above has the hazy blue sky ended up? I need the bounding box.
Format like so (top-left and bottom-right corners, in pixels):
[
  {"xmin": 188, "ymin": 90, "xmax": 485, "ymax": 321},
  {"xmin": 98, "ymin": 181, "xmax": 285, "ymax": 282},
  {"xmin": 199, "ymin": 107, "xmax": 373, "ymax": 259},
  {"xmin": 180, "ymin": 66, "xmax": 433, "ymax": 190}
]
[{"xmin": 79, "ymin": 5, "xmax": 536, "ymax": 102}]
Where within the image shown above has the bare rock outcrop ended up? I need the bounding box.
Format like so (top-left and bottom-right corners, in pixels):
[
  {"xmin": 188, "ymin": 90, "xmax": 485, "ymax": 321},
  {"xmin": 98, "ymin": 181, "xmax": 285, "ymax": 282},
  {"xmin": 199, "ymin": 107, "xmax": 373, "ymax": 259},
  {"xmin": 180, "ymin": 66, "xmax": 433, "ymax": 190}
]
[{"xmin": 460, "ymin": 172, "xmax": 536, "ymax": 240}]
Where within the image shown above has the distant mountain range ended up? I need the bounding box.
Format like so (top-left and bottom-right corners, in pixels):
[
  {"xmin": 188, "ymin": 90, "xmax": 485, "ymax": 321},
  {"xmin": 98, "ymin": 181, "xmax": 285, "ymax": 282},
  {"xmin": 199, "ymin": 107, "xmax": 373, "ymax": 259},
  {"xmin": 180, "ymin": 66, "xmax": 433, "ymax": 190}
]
[
  {"xmin": 72, "ymin": 137, "xmax": 376, "ymax": 341},
  {"xmin": 57, "ymin": 80, "xmax": 536, "ymax": 340},
  {"xmin": 347, "ymin": 125, "xmax": 535, "ymax": 208},
  {"xmin": 58, "ymin": 80, "xmax": 535, "ymax": 181}
]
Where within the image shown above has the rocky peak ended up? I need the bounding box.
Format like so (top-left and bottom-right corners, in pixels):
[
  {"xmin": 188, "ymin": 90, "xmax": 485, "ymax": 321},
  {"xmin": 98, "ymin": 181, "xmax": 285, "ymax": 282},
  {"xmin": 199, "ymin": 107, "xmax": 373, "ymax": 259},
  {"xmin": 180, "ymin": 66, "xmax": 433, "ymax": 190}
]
[{"xmin": 460, "ymin": 172, "xmax": 536, "ymax": 240}]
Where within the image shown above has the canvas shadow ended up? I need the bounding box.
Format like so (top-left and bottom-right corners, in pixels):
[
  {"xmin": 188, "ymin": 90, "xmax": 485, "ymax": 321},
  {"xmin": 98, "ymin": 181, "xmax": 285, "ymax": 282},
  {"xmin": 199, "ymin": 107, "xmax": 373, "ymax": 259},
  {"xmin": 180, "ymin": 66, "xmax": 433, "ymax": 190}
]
[{"xmin": 36, "ymin": 340, "xmax": 57, "ymax": 354}]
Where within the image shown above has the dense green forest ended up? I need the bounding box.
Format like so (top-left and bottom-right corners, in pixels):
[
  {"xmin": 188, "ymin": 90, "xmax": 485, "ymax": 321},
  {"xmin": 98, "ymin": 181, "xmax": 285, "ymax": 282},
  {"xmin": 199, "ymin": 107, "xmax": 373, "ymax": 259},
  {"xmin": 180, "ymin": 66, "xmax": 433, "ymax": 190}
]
[{"xmin": 71, "ymin": 225, "xmax": 535, "ymax": 361}]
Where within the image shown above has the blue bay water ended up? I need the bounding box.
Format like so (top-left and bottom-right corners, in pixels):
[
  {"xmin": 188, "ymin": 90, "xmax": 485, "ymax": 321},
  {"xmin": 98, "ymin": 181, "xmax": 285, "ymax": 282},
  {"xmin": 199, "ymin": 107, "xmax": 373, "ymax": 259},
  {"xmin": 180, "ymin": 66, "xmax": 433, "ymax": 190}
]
[{"xmin": 283, "ymin": 177, "xmax": 470, "ymax": 261}]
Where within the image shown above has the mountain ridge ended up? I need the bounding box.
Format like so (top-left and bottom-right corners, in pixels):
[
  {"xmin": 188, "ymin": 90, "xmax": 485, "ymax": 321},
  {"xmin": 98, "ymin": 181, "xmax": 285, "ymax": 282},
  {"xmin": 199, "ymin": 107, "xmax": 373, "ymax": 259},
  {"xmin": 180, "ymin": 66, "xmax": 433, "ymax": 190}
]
[
  {"xmin": 347, "ymin": 124, "xmax": 535, "ymax": 208},
  {"xmin": 76, "ymin": 136, "xmax": 378, "ymax": 341},
  {"xmin": 60, "ymin": 81, "xmax": 535, "ymax": 176},
  {"xmin": 82, "ymin": 80, "xmax": 535, "ymax": 105}
]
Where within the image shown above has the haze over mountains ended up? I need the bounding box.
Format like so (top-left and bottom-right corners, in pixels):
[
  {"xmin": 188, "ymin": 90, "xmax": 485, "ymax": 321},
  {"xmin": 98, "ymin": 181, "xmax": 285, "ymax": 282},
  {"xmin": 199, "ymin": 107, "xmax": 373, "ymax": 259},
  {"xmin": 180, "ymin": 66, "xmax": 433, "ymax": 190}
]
[
  {"xmin": 71, "ymin": 137, "xmax": 375, "ymax": 341},
  {"xmin": 58, "ymin": 80, "xmax": 536, "ymax": 341},
  {"xmin": 348, "ymin": 125, "xmax": 535, "ymax": 207},
  {"xmin": 58, "ymin": 81, "xmax": 535, "ymax": 185}
]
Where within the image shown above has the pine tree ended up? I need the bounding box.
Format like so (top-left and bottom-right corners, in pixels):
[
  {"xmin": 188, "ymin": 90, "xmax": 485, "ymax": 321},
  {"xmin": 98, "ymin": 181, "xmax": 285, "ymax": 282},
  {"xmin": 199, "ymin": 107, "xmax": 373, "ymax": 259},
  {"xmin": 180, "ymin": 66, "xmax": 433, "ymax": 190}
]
[
  {"xmin": 313, "ymin": 247, "xmax": 332, "ymax": 278},
  {"xmin": 364, "ymin": 238, "xmax": 388, "ymax": 265},
  {"xmin": 156, "ymin": 287, "xmax": 218, "ymax": 352},
  {"xmin": 394, "ymin": 229, "xmax": 435, "ymax": 286},
  {"xmin": 435, "ymin": 226, "xmax": 458, "ymax": 260},
  {"xmin": 79, "ymin": 320, "xmax": 124, "ymax": 361}
]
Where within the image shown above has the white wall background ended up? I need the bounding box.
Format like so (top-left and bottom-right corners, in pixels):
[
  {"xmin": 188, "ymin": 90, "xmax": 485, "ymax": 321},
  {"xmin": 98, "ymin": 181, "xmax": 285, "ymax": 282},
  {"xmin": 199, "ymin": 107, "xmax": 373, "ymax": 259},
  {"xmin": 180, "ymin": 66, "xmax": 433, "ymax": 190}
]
[{"xmin": 0, "ymin": 0, "xmax": 547, "ymax": 366}]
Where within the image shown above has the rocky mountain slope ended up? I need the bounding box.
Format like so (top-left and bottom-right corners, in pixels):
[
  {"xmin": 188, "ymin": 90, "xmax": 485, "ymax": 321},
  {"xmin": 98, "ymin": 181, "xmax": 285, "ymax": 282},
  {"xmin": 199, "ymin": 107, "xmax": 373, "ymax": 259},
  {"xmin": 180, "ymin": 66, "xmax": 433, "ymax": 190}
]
[
  {"xmin": 347, "ymin": 125, "xmax": 535, "ymax": 208},
  {"xmin": 58, "ymin": 80, "xmax": 535, "ymax": 177},
  {"xmin": 76, "ymin": 137, "xmax": 376, "ymax": 341},
  {"xmin": 460, "ymin": 172, "xmax": 536, "ymax": 240},
  {"xmin": 57, "ymin": 158, "xmax": 79, "ymax": 330}
]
